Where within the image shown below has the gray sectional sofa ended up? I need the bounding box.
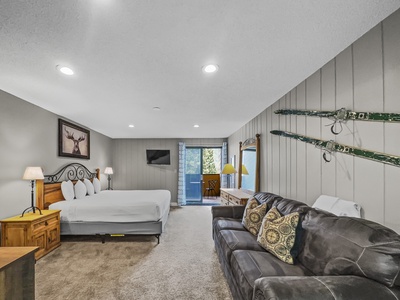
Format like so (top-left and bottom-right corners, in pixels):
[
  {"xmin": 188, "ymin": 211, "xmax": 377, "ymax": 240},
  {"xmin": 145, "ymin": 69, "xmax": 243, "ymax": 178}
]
[{"xmin": 212, "ymin": 192, "xmax": 400, "ymax": 300}]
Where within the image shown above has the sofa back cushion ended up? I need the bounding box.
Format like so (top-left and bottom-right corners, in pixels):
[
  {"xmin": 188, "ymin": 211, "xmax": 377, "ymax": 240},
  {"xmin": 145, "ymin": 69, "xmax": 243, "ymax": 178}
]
[
  {"xmin": 253, "ymin": 192, "xmax": 282, "ymax": 207},
  {"xmin": 298, "ymin": 209, "xmax": 400, "ymax": 288}
]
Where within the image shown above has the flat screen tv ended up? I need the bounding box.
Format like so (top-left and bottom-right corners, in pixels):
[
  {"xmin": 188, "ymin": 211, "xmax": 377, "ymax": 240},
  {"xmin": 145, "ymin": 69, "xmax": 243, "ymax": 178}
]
[{"xmin": 146, "ymin": 149, "xmax": 171, "ymax": 165}]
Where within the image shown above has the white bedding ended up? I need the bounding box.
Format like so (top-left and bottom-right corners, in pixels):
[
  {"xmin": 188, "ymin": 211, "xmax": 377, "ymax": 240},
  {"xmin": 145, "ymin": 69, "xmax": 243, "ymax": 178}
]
[{"xmin": 49, "ymin": 190, "xmax": 171, "ymax": 223}]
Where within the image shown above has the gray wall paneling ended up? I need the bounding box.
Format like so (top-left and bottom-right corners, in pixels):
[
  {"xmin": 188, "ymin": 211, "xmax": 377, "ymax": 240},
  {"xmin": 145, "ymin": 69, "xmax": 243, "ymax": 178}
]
[
  {"xmin": 353, "ymin": 24, "xmax": 384, "ymax": 223},
  {"xmin": 383, "ymin": 9, "xmax": 400, "ymax": 233},
  {"xmin": 228, "ymin": 9, "xmax": 400, "ymax": 232}
]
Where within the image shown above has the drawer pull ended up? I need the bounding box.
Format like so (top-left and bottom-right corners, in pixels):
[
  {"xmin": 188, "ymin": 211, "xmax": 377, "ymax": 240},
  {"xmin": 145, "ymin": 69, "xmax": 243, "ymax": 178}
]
[{"xmin": 45, "ymin": 221, "xmax": 48, "ymax": 226}]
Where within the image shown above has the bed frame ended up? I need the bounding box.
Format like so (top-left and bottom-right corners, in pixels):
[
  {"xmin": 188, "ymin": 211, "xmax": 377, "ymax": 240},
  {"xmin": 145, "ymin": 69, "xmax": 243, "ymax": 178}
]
[{"xmin": 36, "ymin": 163, "xmax": 162, "ymax": 244}]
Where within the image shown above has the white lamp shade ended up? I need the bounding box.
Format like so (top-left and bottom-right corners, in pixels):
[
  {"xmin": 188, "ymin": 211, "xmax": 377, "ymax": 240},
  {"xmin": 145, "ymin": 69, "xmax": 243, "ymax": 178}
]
[
  {"xmin": 104, "ymin": 167, "xmax": 114, "ymax": 175},
  {"xmin": 23, "ymin": 167, "xmax": 44, "ymax": 180}
]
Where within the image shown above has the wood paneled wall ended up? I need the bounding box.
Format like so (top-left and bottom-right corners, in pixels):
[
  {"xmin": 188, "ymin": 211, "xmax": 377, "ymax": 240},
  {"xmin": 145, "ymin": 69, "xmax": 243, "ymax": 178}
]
[
  {"xmin": 112, "ymin": 138, "xmax": 226, "ymax": 204},
  {"xmin": 228, "ymin": 9, "xmax": 400, "ymax": 233}
]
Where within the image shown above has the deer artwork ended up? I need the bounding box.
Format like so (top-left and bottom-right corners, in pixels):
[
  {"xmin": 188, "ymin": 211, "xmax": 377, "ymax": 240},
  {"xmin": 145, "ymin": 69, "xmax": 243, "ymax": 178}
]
[{"xmin": 65, "ymin": 128, "xmax": 86, "ymax": 155}]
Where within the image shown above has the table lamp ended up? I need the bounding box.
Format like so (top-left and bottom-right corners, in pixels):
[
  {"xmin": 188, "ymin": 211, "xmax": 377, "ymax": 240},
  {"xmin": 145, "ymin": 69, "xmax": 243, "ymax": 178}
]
[
  {"xmin": 221, "ymin": 163, "xmax": 237, "ymax": 188},
  {"xmin": 241, "ymin": 164, "xmax": 249, "ymax": 175},
  {"xmin": 22, "ymin": 167, "xmax": 44, "ymax": 217},
  {"xmin": 104, "ymin": 167, "xmax": 113, "ymax": 190}
]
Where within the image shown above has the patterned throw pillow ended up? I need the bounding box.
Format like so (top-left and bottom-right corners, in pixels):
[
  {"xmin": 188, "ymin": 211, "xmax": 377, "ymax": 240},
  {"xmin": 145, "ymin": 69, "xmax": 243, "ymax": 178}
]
[
  {"xmin": 257, "ymin": 207, "xmax": 300, "ymax": 264},
  {"xmin": 242, "ymin": 198, "xmax": 268, "ymax": 236}
]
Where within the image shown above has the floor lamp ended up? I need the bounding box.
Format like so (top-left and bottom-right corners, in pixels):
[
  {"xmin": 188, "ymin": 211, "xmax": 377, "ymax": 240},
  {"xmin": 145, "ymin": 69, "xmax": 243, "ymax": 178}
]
[
  {"xmin": 22, "ymin": 167, "xmax": 44, "ymax": 217},
  {"xmin": 221, "ymin": 163, "xmax": 237, "ymax": 188},
  {"xmin": 104, "ymin": 167, "xmax": 113, "ymax": 190}
]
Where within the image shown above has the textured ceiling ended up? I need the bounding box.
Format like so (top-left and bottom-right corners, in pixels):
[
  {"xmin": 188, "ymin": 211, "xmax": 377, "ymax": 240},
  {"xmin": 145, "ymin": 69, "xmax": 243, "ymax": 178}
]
[{"xmin": 1, "ymin": 1, "xmax": 400, "ymax": 138}]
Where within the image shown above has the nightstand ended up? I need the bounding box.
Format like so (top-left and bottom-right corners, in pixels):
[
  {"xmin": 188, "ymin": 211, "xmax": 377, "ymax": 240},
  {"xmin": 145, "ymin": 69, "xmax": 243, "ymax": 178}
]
[{"xmin": 1, "ymin": 210, "xmax": 61, "ymax": 260}]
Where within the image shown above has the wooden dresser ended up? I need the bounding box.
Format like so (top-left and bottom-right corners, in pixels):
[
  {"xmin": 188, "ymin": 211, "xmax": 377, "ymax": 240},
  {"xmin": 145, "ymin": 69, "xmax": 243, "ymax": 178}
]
[
  {"xmin": 0, "ymin": 247, "xmax": 38, "ymax": 300},
  {"xmin": 220, "ymin": 188, "xmax": 252, "ymax": 206},
  {"xmin": 1, "ymin": 210, "xmax": 61, "ymax": 260}
]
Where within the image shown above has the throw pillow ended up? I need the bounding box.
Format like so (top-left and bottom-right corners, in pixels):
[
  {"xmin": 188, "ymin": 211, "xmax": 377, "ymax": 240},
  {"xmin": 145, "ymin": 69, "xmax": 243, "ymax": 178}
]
[
  {"xmin": 93, "ymin": 177, "xmax": 101, "ymax": 193},
  {"xmin": 61, "ymin": 180, "xmax": 74, "ymax": 201},
  {"xmin": 257, "ymin": 207, "xmax": 300, "ymax": 264},
  {"xmin": 242, "ymin": 198, "xmax": 268, "ymax": 236},
  {"xmin": 74, "ymin": 180, "xmax": 87, "ymax": 199},
  {"xmin": 84, "ymin": 178, "xmax": 95, "ymax": 196}
]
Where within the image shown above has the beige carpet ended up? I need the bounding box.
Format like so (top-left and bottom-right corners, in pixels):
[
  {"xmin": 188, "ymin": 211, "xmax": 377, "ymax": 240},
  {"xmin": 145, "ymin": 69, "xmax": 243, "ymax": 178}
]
[{"xmin": 35, "ymin": 206, "xmax": 232, "ymax": 300}]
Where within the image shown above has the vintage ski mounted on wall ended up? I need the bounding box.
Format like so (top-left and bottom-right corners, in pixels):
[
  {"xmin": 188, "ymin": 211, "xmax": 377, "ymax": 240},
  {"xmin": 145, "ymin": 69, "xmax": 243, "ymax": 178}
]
[
  {"xmin": 270, "ymin": 130, "xmax": 400, "ymax": 167},
  {"xmin": 274, "ymin": 108, "xmax": 400, "ymax": 134}
]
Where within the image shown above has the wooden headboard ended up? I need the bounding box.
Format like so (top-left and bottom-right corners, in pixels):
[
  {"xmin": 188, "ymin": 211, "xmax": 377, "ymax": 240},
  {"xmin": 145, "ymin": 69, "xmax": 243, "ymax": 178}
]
[{"xmin": 36, "ymin": 163, "xmax": 100, "ymax": 210}]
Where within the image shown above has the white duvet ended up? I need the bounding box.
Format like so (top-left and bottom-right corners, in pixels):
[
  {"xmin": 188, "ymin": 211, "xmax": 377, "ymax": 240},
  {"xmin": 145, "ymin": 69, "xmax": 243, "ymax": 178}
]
[{"xmin": 49, "ymin": 190, "xmax": 171, "ymax": 223}]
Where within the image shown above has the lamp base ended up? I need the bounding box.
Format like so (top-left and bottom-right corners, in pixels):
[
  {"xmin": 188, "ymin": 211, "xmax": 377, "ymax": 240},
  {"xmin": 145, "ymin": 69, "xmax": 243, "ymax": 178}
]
[
  {"xmin": 21, "ymin": 206, "xmax": 42, "ymax": 218},
  {"xmin": 107, "ymin": 175, "xmax": 113, "ymax": 190}
]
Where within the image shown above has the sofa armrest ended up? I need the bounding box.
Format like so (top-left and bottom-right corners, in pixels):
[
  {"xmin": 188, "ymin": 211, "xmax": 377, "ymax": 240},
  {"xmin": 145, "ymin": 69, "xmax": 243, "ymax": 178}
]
[
  {"xmin": 253, "ymin": 276, "xmax": 400, "ymax": 300},
  {"xmin": 211, "ymin": 205, "xmax": 246, "ymax": 220}
]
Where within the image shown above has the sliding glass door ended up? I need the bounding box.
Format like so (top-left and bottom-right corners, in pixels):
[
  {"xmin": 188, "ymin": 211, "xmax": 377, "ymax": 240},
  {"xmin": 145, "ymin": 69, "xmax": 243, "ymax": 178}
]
[
  {"xmin": 186, "ymin": 148, "xmax": 202, "ymax": 202},
  {"xmin": 185, "ymin": 147, "xmax": 222, "ymax": 204}
]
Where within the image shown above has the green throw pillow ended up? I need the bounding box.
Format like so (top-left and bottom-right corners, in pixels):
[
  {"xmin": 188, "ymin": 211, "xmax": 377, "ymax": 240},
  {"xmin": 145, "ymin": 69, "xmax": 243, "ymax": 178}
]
[
  {"xmin": 257, "ymin": 207, "xmax": 299, "ymax": 264},
  {"xmin": 242, "ymin": 198, "xmax": 267, "ymax": 236}
]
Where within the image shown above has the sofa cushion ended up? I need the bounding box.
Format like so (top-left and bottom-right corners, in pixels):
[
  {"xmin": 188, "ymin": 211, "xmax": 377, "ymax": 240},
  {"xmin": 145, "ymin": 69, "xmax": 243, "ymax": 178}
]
[
  {"xmin": 298, "ymin": 209, "xmax": 400, "ymax": 288},
  {"xmin": 231, "ymin": 250, "xmax": 313, "ymax": 300},
  {"xmin": 257, "ymin": 207, "xmax": 300, "ymax": 264},
  {"xmin": 213, "ymin": 217, "xmax": 246, "ymax": 240},
  {"xmin": 242, "ymin": 198, "xmax": 267, "ymax": 236},
  {"xmin": 253, "ymin": 275, "xmax": 400, "ymax": 300},
  {"xmin": 218, "ymin": 230, "xmax": 265, "ymax": 264},
  {"xmin": 253, "ymin": 192, "xmax": 283, "ymax": 205},
  {"xmin": 274, "ymin": 198, "xmax": 311, "ymax": 216}
]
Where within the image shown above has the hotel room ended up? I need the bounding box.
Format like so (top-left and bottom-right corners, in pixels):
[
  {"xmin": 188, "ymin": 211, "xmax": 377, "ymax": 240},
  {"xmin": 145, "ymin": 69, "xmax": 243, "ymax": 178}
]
[{"xmin": 1, "ymin": 2, "xmax": 400, "ymax": 300}]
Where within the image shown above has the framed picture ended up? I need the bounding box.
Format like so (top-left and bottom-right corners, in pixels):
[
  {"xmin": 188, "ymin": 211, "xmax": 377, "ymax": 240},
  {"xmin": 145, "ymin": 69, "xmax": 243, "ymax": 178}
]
[{"xmin": 58, "ymin": 119, "xmax": 90, "ymax": 159}]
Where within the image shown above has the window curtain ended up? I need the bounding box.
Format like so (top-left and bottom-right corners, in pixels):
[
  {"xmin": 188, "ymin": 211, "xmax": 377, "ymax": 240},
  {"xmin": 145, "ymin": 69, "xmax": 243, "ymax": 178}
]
[
  {"xmin": 221, "ymin": 142, "xmax": 228, "ymax": 188},
  {"xmin": 177, "ymin": 142, "xmax": 186, "ymax": 206}
]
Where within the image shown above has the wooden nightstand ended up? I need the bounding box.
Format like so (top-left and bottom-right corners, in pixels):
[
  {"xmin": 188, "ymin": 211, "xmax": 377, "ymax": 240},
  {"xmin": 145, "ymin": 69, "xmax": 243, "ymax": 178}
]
[{"xmin": 1, "ymin": 210, "xmax": 61, "ymax": 260}]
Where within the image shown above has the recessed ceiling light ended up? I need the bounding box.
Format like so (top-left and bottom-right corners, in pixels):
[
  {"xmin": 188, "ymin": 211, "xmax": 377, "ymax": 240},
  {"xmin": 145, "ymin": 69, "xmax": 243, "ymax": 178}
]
[
  {"xmin": 129, "ymin": 124, "xmax": 134, "ymax": 128},
  {"xmin": 153, "ymin": 107, "xmax": 161, "ymax": 111},
  {"xmin": 202, "ymin": 64, "xmax": 218, "ymax": 73},
  {"xmin": 56, "ymin": 65, "xmax": 74, "ymax": 75},
  {"xmin": 194, "ymin": 124, "xmax": 200, "ymax": 128}
]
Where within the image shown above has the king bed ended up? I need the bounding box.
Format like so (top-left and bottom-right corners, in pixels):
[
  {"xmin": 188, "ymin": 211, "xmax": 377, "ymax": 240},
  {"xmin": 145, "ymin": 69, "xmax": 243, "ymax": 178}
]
[{"xmin": 36, "ymin": 163, "xmax": 171, "ymax": 243}]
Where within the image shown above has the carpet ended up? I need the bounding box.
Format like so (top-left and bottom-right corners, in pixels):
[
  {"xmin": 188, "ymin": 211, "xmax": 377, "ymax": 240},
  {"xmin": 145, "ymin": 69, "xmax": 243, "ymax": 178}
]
[{"xmin": 35, "ymin": 206, "xmax": 232, "ymax": 300}]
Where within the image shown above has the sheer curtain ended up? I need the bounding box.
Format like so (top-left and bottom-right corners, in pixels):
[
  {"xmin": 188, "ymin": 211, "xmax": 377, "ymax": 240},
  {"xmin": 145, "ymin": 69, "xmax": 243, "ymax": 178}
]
[
  {"xmin": 221, "ymin": 142, "xmax": 228, "ymax": 188},
  {"xmin": 177, "ymin": 142, "xmax": 186, "ymax": 206}
]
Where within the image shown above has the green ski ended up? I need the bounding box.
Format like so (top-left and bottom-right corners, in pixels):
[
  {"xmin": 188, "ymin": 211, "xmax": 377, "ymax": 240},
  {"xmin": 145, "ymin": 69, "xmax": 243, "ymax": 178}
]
[
  {"xmin": 270, "ymin": 130, "xmax": 400, "ymax": 167},
  {"xmin": 275, "ymin": 108, "xmax": 400, "ymax": 134}
]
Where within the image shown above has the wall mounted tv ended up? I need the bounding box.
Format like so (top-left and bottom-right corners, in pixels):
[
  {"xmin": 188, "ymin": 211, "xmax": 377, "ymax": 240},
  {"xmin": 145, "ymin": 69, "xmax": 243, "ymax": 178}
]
[{"xmin": 146, "ymin": 149, "xmax": 171, "ymax": 165}]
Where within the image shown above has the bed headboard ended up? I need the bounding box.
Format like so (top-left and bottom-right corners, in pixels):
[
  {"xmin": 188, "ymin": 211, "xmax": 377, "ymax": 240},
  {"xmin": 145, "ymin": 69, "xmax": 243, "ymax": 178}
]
[{"xmin": 36, "ymin": 163, "xmax": 100, "ymax": 210}]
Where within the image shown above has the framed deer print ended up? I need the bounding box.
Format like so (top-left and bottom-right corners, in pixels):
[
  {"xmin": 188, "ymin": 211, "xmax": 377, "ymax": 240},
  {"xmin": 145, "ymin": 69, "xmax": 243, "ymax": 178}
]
[{"xmin": 58, "ymin": 119, "xmax": 90, "ymax": 159}]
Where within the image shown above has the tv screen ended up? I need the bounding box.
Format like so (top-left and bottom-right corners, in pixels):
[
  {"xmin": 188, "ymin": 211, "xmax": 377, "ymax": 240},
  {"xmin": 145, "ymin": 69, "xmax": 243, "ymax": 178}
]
[{"xmin": 146, "ymin": 150, "xmax": 171, "ymax": 165}]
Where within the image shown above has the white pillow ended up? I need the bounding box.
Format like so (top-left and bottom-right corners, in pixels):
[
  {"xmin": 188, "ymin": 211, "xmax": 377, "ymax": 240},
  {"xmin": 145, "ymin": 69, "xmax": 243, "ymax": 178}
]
[
  {"xmin": 93, "ymin": 177, "xmax": 101, "ymax": 194},
  {"xmin": 84, "ymin": 178, "xmax": 95, "ymax": 196},
  {"xmin": 330, "ymin": 199, "xmax": 361, "ymax": 218},
  {"xmin": 74, "ymin": 180, "xmax": 87, "ymax": 199},
  {"xmin": 61, "ymin": 180, "xmax": 74, "ymax": 201}
]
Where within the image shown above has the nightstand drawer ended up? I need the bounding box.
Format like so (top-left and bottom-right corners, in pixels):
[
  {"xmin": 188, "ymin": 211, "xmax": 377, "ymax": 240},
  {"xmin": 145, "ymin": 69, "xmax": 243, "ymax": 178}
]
[{"xmin": 33, "ymin": 215, "xmax": 59, "ymax": 233}]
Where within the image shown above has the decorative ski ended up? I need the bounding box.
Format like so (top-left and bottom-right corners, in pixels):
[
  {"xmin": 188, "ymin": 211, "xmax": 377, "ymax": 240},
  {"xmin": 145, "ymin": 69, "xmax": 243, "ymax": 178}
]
[
  {"xmin": 270, "ymin": 130, "xmax": 400, "ymax": 167},
  {"xmin": 274, "ymin": 108, "xmax": 400, "ymax": 134}
]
